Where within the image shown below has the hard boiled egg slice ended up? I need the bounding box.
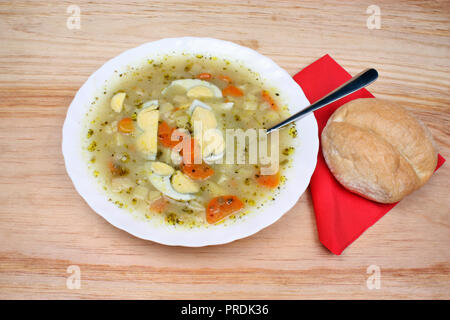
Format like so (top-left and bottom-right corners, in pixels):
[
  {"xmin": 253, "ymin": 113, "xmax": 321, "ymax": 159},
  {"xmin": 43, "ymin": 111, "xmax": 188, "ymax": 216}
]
[
  {"xmin": 136, "ymin": 108, "xmax": 159, "ymax": 160},
  {"xmin": 203, "ymin": 129, "xmax": 225, "ymax": 162},
  {"xmin": 187, "ymin": 86, "xmax": 214, "ymax": 99},
  {"xmin": 141, "ymin": 99, "xmax": 159, "ymax": 110},
  {"xmin": 188, "ymin": 99, "xmax": 212, "ymax": 115},
  {"xmin": 149, "ymin": 161, "xmax": 174, "ymax": 176},
  {"xmin": 148, "ymin": 162, "xmax": 197, "ymax": 201},
  {"xmin": 137, "ymin": 108, "xmax": 159, "ymax": 131},
  {"xmin": 149, "ymin": 175, "xmax": 196, "ymax": 201},
  {"xmin": 190, "ymin": 101, "xmax": 217, "ymax": 130},
  {"xmin": 189, "ymin": 100, "xmax": 224, "ymax": 162},
  {"xmin": 136, "ymin": 131, "xmax": 157, "ymax": 160},
  {"xmin": 110, "ymin": 92, "xmax": 126, "ymax": 113},
  {"xmin": 171, "ymin": 171, "xmax": 200, "ymax": 194},
  {"xmin": 162, "ymin": 79, "xmax": 222, "ymax": 98}
]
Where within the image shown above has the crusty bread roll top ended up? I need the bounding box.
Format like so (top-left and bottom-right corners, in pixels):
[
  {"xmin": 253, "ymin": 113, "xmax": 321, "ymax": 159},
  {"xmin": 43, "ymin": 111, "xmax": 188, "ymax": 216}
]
[{"xmin": 321, "ymin": 98, "xmax": 437, "ymax": 203}]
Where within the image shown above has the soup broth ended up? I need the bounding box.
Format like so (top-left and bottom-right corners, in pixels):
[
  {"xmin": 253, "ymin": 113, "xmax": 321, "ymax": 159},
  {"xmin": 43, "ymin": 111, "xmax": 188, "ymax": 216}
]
[{"xmin": 83, "ymin": 54, "xmax": 297, "ymax": 227}]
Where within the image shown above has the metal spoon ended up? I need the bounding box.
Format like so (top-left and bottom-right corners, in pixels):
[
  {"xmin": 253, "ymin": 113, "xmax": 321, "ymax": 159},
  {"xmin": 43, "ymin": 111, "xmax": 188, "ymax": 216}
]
[{"xmin": 266, "ymin": 68, "xmax": 378, "ymax": 134}]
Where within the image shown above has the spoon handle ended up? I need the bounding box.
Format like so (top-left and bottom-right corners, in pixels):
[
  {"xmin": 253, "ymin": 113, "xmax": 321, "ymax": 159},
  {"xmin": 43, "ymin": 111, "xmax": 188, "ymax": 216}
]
[{"xmin": 266, "ymin": 68, "xmax": 378, "ymax": 134}]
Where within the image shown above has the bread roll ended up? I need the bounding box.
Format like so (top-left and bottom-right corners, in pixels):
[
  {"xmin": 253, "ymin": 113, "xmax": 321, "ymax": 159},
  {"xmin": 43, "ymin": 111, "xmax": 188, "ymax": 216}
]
[{"xmin": 321, "ymin": 98, "xmax": 437, "ymax": 203}]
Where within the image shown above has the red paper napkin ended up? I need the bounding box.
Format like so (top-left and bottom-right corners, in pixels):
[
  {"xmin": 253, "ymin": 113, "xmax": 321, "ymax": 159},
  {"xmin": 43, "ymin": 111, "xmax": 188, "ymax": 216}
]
[{"xmin": 293, "ymin": 54, "xmax": 446, "ymax": 255}]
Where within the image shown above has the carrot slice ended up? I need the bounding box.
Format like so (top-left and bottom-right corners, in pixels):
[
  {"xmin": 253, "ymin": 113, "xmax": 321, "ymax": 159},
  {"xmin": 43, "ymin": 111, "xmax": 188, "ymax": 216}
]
[
  {"xmin": 255, "ymin": 170, "xmax": 280, "ymax": 188},
  {"xmin": 217, "ymin": 75, "xmax": 232, "ymax": 84},
  {"xmin": 158, "ymin": 121, "xmax": 198, "ymax": 163},
  {"xmin": 197, "ymin": 73, "xmax": 212, "ymax": 80},
  {"xmin": 150, "ymin": 197, "xmax": 168, "ymax": 214},
  {"xmin": 181, "ymin": 162, "xmax": 214, "ymax": 180},
  {"xmin": 179, "ymin": 137, "xmax": 201, "ymax": 164},
  {"xmin": 117, "ymin": 117, "xmax": 134, "ymax": 134},
  {"xmin": 206, "ymin": 195, "xmax": 244, "ymax": 224},
  {"xmin": 222, "ymin": 85, "xmax": 243, "ymax": 97},
  {"xmin": 262, "ymin": 90, "xmax": 279, "ymax": 111},
  {"xmin": 158, "ymin": 121, "xmax": 182, "ymax": 148}
]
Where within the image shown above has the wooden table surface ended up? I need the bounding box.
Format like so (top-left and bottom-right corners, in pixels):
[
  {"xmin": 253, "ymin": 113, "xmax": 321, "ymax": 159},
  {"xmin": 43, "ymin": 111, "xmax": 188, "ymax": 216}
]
[{"xmin": 0, "ymin": 0, "xmax": 449, "ymax": 300}]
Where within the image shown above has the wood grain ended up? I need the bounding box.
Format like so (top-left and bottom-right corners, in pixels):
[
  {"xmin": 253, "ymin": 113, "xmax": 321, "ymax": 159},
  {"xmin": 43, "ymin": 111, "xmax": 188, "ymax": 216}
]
[{"xmin": 0, "ymin": 0, "xmax": 449, "ymax": 299}]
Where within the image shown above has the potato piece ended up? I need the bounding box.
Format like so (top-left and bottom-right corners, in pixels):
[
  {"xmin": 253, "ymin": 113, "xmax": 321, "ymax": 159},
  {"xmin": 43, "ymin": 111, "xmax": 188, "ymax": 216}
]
[
  {"xmin": 106, "ymin": 120, "xmax": 118, "ymax": 134},
  {"xmin": 178, "ymin": 103, "xmax": 190, "ymax": 110},
  {"xmin": 147, "ymin": 190, "xmax": 162, "ymax": 202},
  {"xmin": 244, "ymin": 94, "xmax": 258, "ymax": 110},
  {"xmin": 123, "ymin": 103, "xmax": 132, "ymax": 113},
  {"xmin": 173, "ymin": 95, "xmax": 188, "ymax": 105},
  {"xmin": 186, "ymin": 199, "xmax": 206, "ymax": 212},
  {"xmin": 158, "ymin": 146, "xmax": 172, "ymax": 164},
  {"xmin": 114, "ymin": 132, "xmax": 124, "ymax": 146},
  {"xmin": 171, "ymin": 171, "xmax": 200, "ymax": 194},
  {"xmin": 174, "ymin": 113, "xmax": 190, "ymax": 129},
  {"xmin": 204, "ymin": 181, "xmax": 226, "ymax": 197},
  {"xmin": 133, "ymin": 185, "xmax": 148, "ymax": 200},
  {"xmin": 190, "ymin": 63, "xmax": 202, "ymax": 74},
  {"xmin": 111, "ymin": 177, "xmax": 133, "ymax": 193},
  {"xmin": 216, "ymin": 173, "xmax": 228, "ymax": 184},
  {"xmin": 235, "ymin": 166, "xmax": 253, "ymax": 179},
  {"xmin": 110, "ymin": 92, "xmax": 126, "ymax": 113},
  {"xmin": 203, "ymin": 129, "xmax": 225, "ymax": 160},
  {"xmin": 264, "ymin": 110, "xmax": 280, "ymax": 125},
  {"xmin": 160, "ymin": 102, "xmax": 174, "ymax": 122}
]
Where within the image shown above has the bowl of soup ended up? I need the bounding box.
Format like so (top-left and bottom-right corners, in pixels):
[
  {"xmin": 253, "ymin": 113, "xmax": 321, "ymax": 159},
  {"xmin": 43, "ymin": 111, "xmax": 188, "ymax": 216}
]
[{"xmin": 62, "ymin": 37, "xmax": 318, "ymax": 246}]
